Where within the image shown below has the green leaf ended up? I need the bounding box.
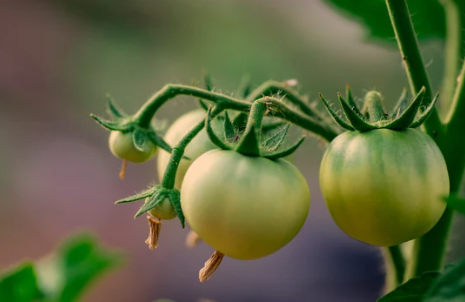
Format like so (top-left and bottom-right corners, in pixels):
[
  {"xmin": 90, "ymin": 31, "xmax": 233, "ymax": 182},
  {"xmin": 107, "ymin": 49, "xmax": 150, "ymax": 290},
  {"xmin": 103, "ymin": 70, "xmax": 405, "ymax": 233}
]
[
  {"xmin": 223, "ymin": 111, "xmax": 235, "ymax": 141},
  {"xmin": 424, "ymin": 257, "xmax": 465, "ymax": 302},
  {"xmin": 105, "ymin": 94, "xmax": 126, "ymax": 119},
  {"xmin": 115, "ymin": 187, "xmax": 156, "ymax": 204},
  {"xmin": 56, "ymin": 234, "xmax": 122, "ymax": 302},
  {"xmin": 264, "ymin": 135, "xmax": 305, "ymax": 160},
  {"xmin": 323, "ymin": 0, "xmax": 446, "ymax": 44},
  {"xmin": 377, "ymin": 272, "xmax": 440, "ymax": 302},
  {"xmin": 0, "ymin": 262, "xmax": 44, "ymax": 302},
  {"xmin": 133, "ymin": 128, "xmax": 151, "ymax": 152},
  {"xmin": 444, "ymin": 193, "xmax": 465, "ymax": 215},
  {"xmin": 262, "ymin": 123, "xmax": 291, "ymax": 152},
  {"xmin": 90, "ymin": 115, "xmax": 132, "ymax": 132}
]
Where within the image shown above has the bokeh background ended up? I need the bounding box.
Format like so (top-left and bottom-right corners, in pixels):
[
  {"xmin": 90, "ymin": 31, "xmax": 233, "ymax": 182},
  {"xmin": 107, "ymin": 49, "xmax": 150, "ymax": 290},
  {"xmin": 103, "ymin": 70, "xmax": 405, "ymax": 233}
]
[{"xmin": 1, "ymin": 0, "xmax": 464, "ymax": 301}]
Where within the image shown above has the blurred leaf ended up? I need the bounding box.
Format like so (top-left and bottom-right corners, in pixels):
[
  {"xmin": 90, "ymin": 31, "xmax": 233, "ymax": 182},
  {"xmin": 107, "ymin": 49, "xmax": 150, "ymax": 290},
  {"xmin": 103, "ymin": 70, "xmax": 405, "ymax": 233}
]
[
  {"xmin": 444, "ymin": 194, "xmax": 465, "ymax": 215},
  {"xmin": 55, "ymin": 233, "xmax": 123, "ymax": 302},
  {"xmin": 377, "ymin": 272, "xmax": 440, "ymax": 302},
  {"xmin": 424, "ymin": 257, "xmax": 465, "ymax": 302},
  {"xmin": 323, "ymin": 0, "xmax": 445, "ymax": 44},
  {"xmin": 0, "ymin": 262, "xmax": 44, "ymax": 302}
]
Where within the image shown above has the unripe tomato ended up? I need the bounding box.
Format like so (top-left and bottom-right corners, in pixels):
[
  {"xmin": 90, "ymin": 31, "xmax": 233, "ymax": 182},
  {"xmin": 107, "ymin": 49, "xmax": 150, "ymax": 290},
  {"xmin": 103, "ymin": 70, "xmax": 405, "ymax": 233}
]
[
  {"xmin": 147, "ymin": 197, "xmax": 177, "ymax": 220},
  {"xmin": 109, "ymin": 131, "xmax": 158, "ymax": 163},
  {"xmin": 157, "ymin": 109, "xmax": 217, "ymax": 189},
  {"xmin": 319, "ymin": 128, "xmax": 449, "ymax": 246},
  {"xmin": 181, "ymin": 149, "xmax": 310, "ymax": 260}
]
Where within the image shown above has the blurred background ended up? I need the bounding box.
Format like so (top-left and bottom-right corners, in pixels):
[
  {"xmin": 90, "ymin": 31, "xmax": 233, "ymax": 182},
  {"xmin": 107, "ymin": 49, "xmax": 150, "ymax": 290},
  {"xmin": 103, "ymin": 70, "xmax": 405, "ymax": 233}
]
[{"xmin": 0, "ymin": 0, "xmax": 464, "ymax": 301}]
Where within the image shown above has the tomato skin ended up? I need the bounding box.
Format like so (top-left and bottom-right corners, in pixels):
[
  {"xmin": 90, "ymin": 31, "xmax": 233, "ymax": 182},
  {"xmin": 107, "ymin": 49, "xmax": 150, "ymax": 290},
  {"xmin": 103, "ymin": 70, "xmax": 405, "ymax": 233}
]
[
  {"xmin": 147, "ymin": 197, "xmax": 177, "ymax": 220},
  {"xmin": 157, "ymin": 109, "xmax": 217, "ymax": 189},
  {"xmin": 320, "ymin": 128, "xmax": 449, "ymax": 246},
  {"xmin": 181, "ymin": 149, "xmax": 310, "ymax": 260},
  {"xmin": 109, "ymin": 131, "xmax": 157, "ymax": 163}
]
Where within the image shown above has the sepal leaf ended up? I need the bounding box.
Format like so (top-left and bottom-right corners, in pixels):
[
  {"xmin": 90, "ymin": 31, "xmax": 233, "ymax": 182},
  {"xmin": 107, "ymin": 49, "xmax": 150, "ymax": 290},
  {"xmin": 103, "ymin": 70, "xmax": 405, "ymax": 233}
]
[
  {"xmin": 262, "ymin": 123, "xmax": 291, "ymax": 152},
  {"xmin": 115, "ymin": 187, "xmax": 157, "ymax": 204},
  {"xmin": 90, "ymin": 115, "xmax": 133, "ymax": 132},
  {"xmin": 338, "ymin": 93, "xmax": 377, "ymax": 132},
  {"xmin": 410, "ymin": 91, "xmax": 439, "ymax": 128},
  {"xmin": 135, "ymin": 186, "xmax": 168, "ymax": 218},
  {"xmin": 383, "ymin": 87, "xmax": 426, "ymax": 130},
  {"xmin": 264, "ymin": 135, "xmax": 305, "ymax": 159},
  {"xmin": 232, "ymin": 112, "xmax": 249, "ymax": 131},
  {"xmin": 169, "ymin": 190, "xmax": 185, "ymax": 228},
  {"xmin": 319, "ymin": 93, "xmax": 355, "ymax": 131},
  {"xmin": 133, "ymin": 128, "xmax": 152, "ymax": 152},
  {"xmin": 223, "ymin": 111, "xmax": 235, "ymax": 141},
  {"xmin": 205, "ymin": 106, "xmax": 232, "ymax": 150},
  {"xmin": 391, "ymin": 88, "xmax": 409, "ymax": 118},
  {"xmin": 346, "ymin": 85, "xmax": 362, "ymax": 116},
  {"xmin": 106, "ymin": 94, "xmax": 126, "ymax": 119}
]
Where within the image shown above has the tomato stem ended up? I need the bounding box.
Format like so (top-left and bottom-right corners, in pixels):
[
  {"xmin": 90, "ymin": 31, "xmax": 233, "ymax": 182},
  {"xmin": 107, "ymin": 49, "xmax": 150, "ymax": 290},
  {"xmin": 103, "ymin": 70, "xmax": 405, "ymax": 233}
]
[
  {"xmin": 382, "ymin": 246, "xmax": 406, "ymax": 292},
  {"xmin": 361, "ymin": 91, "xmax": 386, "ymax": 123}
]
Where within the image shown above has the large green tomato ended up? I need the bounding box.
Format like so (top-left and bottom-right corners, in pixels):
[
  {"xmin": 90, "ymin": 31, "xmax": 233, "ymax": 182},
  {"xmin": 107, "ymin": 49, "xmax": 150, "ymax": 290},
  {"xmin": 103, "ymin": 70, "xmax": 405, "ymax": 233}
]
[
  {"xmin": 181, "ymin": 149, "xmax": 310, "ymax": 260},
  {"xmin": 157, "ymin": 109, "xmax": 217, "ymax": 189},
  {"xmin": 320, "ymin": 129, "xmax": 449, "ymax": 246},
  {"xmin": 109, "ymin": 131, "xmax": 158, "ymax": 163}
]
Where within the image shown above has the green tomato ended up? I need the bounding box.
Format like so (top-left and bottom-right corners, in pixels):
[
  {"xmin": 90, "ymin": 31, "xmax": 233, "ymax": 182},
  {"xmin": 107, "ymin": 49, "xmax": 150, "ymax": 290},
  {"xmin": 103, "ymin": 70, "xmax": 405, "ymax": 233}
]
[
  {"xmin": 147, "ymin": 197, "xmax": 177, "ymax": 220},
  {"xmin": 320, "ymin": 128, "xmax": 449, "ymax": 246},
  {"xmin": 157, "ymin": 109, "xmax": 217, "ymax": 189},
  {"xmin": 109, "ymin": 131, "xmax": 157, "ymax": 163},
  {"xmin": 181, "ymin": 149, "xmax": 310, "ymax": 260}
]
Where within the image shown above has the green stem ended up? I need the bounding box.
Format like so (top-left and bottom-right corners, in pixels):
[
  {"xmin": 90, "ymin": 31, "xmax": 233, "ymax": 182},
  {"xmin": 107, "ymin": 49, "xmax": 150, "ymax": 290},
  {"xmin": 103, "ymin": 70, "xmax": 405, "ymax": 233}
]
[
  {"xmin": 382, "ymin": 246, "xmax": 406, "ymax": 292},
  {"xmin": 385, "ymin": 0, "xmax": 444, "ymax": 138},
  {"xmin": 440, "ymin": 0, "xmax": 465, "ymax": 114},
  {"xmin": 386, "ymin": 0, "xmax": 465, "ymax": 279},
  {"xmin": 161, "ymin": 105, "xmax": 224, "ymax": 189},
  {"xmin": 246, "ymin": 80, "xmax": 327, "ymax": 121},
  {"xmin": 134, "ymin": 84, "xmax": 339, "ymax": 142}
]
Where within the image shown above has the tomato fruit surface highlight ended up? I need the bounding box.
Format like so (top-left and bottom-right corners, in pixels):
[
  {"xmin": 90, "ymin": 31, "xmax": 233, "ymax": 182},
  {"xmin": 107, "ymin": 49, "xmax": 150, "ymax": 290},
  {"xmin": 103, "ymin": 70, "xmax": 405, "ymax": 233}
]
[
  {"xmin": 157, "ymin": 109, "xmax": 217, "ymax": 189},
  {"xmin": 181, "ymin": 149, "xmax": 310, "ymax": 260},
  {"xmin": 147, "ymin": 197, "xmax": 177, "ymax": 220},
  {"xmin": 109, "ymin": 131, "xmax": 158, "ymax": 163},
  {"xmin": 320, "ymin": 128, "xmax": 449, "ymax": 246}
]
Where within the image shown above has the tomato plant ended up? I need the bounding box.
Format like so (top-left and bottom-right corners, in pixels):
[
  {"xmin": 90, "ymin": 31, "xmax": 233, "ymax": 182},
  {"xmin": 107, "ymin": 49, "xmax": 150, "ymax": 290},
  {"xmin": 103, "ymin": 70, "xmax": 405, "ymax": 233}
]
[
  {"xmin": 87, "ymin": 0, "xmax": 465, "ymax": 300},
  {"xmin": 181, "ymin": 149, "xmax": 310, "ymax": 260}
]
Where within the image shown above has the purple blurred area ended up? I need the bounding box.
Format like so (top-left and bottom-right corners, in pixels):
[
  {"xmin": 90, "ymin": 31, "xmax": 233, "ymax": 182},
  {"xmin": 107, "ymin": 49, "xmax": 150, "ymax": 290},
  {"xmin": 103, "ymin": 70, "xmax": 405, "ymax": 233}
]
[{"xmin": 0, "ymin": 0, "xmax": 462, "ymax": 301}]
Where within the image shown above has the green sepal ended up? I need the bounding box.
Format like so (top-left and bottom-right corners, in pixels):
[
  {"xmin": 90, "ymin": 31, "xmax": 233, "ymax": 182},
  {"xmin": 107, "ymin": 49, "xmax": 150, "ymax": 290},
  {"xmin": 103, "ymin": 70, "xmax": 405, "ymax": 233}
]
[
  {"xmin": 134, "ymin": 186, "xmax": 167, "ymax": 218},
  {"xmin": 264, "ymin": 135, "xmax": 305, "ymax": 159},
  {"xmin": 338, "ymin": 93, "xmax": 377, "ymax": 132},
  {"xmin": 90, "ymin": 114, "xmax": 133, "ymax": 132},
  {"xmin": 234, "ymin": 121, "xmax": 261, "ymax": 156},
  {"xmin": 238, "ymin": 74, "xmax": 252, "ymax": 98},
  {"xmin": 205, "ymin": 106, "xmax": 232, "ymax": 150},
  {"xmin": 132, "ymin": 128, "xmax": 152, "ymax": 152},
  {"xmin": 106, "ymin": 94, "xmax": 126, "ymax": 119},
  {"xmin": 168, "ymin": 190, "xmax": 185, "ymax": 228},
  {"xmin": 443, "ymin": 193, "xmax": 465, "ymax": 215},
  {"xmin": 115, "ymin": 186, "xmax": 157, "ymax": 204},
  {"xmin": 262, "ymin": 120, "xmax": 287, "ymax": 131},
  {"xmin": 391, "ymin": 88, "xmax": 409, "ymax": 118},
  {"xmin": 319, "ymin": 93, "xmax": 355, "ymax": 131},
  {"xmin": 410, "ymin": 91, "xmax": 440, "ymax": 128},
  {"xmin": 198, "ymin": 99, "xmax": 209, "ymax": 111},
  {"xmin": 146, "ymin": 130, "xmax": 173, "ymax": 153},
  {"xmin": 262, "ymin": 123, "xmax": 291, "ymax": 152},
  {"xmin": 223, "ymin": 111, "xmax": 235, "ymax": 141},
  {"xmin": 383, "ymin": 87, "xmax": 426, "ymax": 130},
  {"xmin": 346, "ymin": 85, "xmax": 362, "ymax": 116},
  {"xmin": 232, "ymin": 112, "xmax": 249, "ymax": 131}
]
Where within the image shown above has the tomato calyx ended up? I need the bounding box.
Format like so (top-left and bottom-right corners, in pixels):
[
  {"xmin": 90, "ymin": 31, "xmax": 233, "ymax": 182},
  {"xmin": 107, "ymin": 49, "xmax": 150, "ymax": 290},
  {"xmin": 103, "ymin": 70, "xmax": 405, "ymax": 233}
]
[
  {"xmin": 205, "ymin": 101, "xmax": 305, "ymax": 159},
  {"xmin": 115, "ymin": 184, "xmax": 185, "ymax": 227},
  {"xmin": 90, "ymin": 94, "xmax": 176, "ymax": 162},
  {"xmin": 319, "ymin": 86, "xmax": 440, "ymax": 132}
]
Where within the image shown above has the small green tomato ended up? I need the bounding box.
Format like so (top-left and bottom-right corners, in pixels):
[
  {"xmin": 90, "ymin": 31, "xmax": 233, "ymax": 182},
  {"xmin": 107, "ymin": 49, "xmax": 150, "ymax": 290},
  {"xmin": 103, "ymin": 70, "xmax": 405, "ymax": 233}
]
[
  {"xmin": 181, "ymin": 149, "xmax": 310, "ymax": 260},
  {"xmin": 157, "ymin": 109, "xmax": 217, "ymax": 189},
  {"xmin": 320, "ymin": 128, "xmax": 449, "ymax": 246},
  {"xmin": 109, "ymin": 131, "xmax": 158, "ymax": 163}
]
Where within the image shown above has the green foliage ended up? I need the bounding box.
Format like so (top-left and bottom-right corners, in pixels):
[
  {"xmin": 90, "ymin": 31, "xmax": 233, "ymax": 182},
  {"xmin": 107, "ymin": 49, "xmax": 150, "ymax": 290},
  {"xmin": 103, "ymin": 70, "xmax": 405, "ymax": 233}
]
[
  {"xmin": 0, "ymin": 233, "xmax": 122, "ymax": 302},
  {"xmin": 378, "ymin": 272, "xmax": 440, "ymax": 302},
  {"xmin": 443, "ymin": 193, "xmax": 465, "ymax": 215},
  {"xmin": 0, "ymin": 263, "xmax": 44, "ymax": 302},
  {"xmin": 323, "ymin": 0, "xmax": 445, "ymax": 44},
  {"xmin": 379, "ymin": 258, "xmax": 465, "ymax": 301}
]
